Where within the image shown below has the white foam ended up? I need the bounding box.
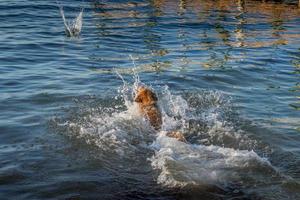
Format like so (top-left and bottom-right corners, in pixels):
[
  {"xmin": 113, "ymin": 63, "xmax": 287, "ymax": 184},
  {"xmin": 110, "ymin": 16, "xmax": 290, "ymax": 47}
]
[
  {"xmin": 150, "ymin": 134, "xmax": 272, "ymax": 188},
  {"xmin": 64, "ymin": 105, "xmax": 154, "ymax": 155}
]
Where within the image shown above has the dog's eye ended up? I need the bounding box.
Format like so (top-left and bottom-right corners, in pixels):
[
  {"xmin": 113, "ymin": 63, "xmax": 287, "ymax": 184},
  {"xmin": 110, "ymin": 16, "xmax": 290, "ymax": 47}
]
[{"xmin": 134, "ymin": 96, "xmax": 142, "ymax": 102}]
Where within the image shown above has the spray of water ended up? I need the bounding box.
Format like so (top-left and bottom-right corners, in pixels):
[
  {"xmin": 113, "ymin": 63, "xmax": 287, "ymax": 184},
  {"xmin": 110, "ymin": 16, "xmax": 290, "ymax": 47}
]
[
  {"xmin": 50, "ymin": 67, "xmax": 288, "ymax": 198},
  {"xmin": 57, "ymin": 1, "xmax": 83, "ymax": 37}
]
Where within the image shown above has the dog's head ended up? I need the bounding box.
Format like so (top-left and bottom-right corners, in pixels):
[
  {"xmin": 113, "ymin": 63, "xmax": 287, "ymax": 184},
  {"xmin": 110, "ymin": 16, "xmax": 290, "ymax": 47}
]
[{"xmin": 134, "ymin": 86, "xmax": 158, "ymax": 106}]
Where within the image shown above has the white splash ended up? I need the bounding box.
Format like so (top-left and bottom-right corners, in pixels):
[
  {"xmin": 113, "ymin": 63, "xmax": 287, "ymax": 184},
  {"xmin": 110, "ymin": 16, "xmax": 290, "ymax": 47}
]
[
  {"xmin": 150, "ymin": 134, "xmax": 272, "ymax": 188},
  {"xmin": 58, "ymin": 3, "xmax": 83, "ymax": 37},
  {"xmin": 53, "ymin": 71, "xmax": 281, "ymax": 193}
]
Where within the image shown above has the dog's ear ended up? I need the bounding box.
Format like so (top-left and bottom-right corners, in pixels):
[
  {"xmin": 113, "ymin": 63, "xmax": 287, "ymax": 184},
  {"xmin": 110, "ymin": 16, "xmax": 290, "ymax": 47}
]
[{"xmin": 134, "ymin": 95, "xmax": 142, "ymax": 103}]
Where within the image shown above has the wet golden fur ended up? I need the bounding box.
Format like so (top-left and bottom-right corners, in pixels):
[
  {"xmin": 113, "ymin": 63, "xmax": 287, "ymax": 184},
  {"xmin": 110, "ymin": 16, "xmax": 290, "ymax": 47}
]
[
  {"xmin": 134, "ymin": 86, "xmax": 186, "ymax": 142},
  {"xmin": 134, "ymin": 87, "xmax": 162, "ymax": 130}
]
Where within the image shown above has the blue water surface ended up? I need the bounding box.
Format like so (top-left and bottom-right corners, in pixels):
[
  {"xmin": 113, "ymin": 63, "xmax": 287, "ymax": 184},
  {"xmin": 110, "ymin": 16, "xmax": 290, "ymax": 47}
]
[{"xmin": 0, "ymin": 0, "xmax": 300, "ymax": 199}]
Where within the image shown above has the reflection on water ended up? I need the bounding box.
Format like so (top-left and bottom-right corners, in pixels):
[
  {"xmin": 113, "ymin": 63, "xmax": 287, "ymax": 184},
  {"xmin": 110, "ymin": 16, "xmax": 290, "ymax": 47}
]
[{"xmin": 92, "ymin": 0, "xmax": 300, "ymax": 69}]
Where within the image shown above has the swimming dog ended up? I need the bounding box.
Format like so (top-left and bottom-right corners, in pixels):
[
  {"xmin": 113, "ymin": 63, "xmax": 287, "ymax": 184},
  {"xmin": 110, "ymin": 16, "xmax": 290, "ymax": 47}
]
[{"xmin": 134, "ymin": 86, "xmax": 187, "ymax": 142}]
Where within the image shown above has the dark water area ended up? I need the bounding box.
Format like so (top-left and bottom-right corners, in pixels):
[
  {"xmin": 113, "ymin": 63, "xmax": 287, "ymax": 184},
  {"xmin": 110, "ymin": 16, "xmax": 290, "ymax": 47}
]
[{"xmin": 1, "ymin": 0, "xmax": 300, "ymax": 199}]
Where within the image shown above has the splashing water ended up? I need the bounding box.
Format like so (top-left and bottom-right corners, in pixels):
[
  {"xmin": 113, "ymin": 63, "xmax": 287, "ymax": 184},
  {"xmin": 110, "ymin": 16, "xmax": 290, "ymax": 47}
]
[
  {"xmin": 58, "ymin": 2, "xmax": 83, "ymax": 37},
  {"xmin": 50, "ymin": 71, "xmax": 290, "ymax": 198}
]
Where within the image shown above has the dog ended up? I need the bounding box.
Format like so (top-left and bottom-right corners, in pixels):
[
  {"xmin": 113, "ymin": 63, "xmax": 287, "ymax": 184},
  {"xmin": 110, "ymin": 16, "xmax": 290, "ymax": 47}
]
[{"xmin": 134, "ymin": 86, "xmax": 187, "ymax": 142}]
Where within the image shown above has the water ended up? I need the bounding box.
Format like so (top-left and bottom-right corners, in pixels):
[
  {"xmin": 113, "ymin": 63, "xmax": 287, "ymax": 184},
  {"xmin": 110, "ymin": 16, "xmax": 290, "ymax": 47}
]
[{"xmin": 1, "ymin": 0, "xmax": 300, "ymax": 199}]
